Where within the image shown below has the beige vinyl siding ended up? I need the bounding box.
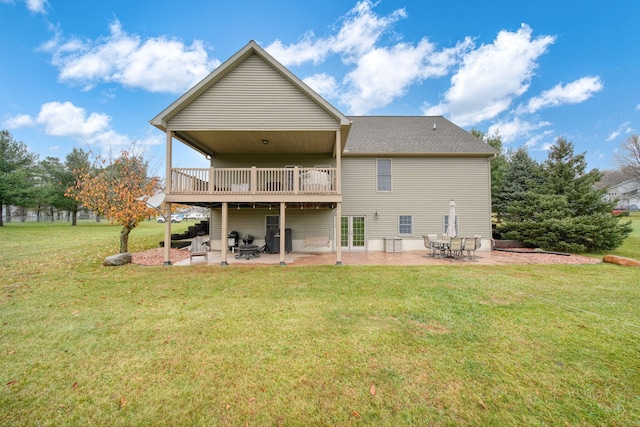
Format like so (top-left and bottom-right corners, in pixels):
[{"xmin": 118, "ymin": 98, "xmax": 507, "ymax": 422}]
[
  {"xmin": 168, "ymin": 55, "xmax": 338, "ymax": 131},
  {"xmin": 342, "ymin": 156, "xmax": 493, "ymax": 242},
  {"xmin": 209, "ymin": 209, "xmax": 335, "ymax": 250}
]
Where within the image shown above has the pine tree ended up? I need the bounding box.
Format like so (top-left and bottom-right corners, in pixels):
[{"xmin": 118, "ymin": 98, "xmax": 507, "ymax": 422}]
[
  {"xmin": 497, "ymin": 138, "xmax": 631, "ymax": 252},
  {"xmin": 0, "ymin": 130, "xmax": 38, "ymax": 226}
]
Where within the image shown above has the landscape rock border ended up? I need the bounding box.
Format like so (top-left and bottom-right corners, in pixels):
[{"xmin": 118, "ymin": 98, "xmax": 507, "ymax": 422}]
[
  {"xmin": 103, "ymin": 253, "xmax": 132, "ymax": 266},
  {"xmin": 602, "ymin": 255, "xmax": 640, "ymax": 267}
]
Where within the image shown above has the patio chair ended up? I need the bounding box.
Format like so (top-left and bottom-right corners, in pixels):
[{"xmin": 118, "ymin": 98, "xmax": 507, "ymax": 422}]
[
  {"xmin": 473, "ymin": 235, "xmax": 482, "ymax": 259},
  {"xmin": 428, "ymin": 233, "xmax": 440, "ymax": 256},
  {"xmin": 190, "ymin": 235, "xmax": 209, "ymax": 263},
  {"xmin": 464, "ymin": 237, "xmax": 476, "ymax": 260},
  {"xmin": 449, "ymin": 237, "xmax": 464, "ymax": 259},
  {"xmin": 422, "ymin": 235, "xmax": 437, "ymax": 257}
]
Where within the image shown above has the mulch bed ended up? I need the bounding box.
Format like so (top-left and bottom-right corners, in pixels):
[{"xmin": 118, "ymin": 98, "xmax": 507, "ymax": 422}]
[{"xmin": 132, "ymin": 248, "xmax": 191, "ymax": 266}]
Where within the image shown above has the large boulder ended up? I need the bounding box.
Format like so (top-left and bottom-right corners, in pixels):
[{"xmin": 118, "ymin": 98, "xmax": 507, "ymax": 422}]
[
  {"xmin": 103, "ymin": 253, "xmax": 132, "ymax": 266},
  {"xmin": 602, "ymin": 255, "xmax": 640, "ymax": 267}
]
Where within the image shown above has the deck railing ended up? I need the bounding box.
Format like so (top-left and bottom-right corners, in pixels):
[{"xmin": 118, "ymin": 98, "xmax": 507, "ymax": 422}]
[{"xmin": 170, "ymin": 167, "xmax": 337, "ymax": 195}]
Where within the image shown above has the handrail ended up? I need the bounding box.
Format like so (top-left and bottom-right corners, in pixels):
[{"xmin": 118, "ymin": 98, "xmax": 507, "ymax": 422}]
[{"xmin": 170, "ymin": 167, "xmax": 337, "ymax": 195}]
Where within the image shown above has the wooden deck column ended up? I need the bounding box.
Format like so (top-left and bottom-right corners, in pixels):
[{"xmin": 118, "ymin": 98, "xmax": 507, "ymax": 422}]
[
  {"xmin": 220, "ymin": 202, "xmax": 229, "ymax": 266},
  {"xmin": 163, "ymin": 202, "xmax": 172, "ymax": 265},
  {"xmin": 335, "ymin": 202, "xmax": 342, "ymax": 265},
  {"xmin": 163, "ymin": 130, "xmax": 173, "ymax": 266},
  {"xmin": 279, "ymin": 202, "xmax": 286, "ymax": 266},
  {"xmin": 335, "ymin": 129, "xmax": 342, "ymax": 266}
]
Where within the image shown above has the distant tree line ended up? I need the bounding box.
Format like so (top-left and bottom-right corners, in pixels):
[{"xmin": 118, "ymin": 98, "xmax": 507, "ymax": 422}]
[
  {"xmin": 1, "ymin": 129, "xmax": 159, "ymax": 253},
  {"xmin": 473, "ymin": 130, "xmax": 635, "ymax": 252},
  {"xmin": 0, "ymin": 129, "xmax": 92, "ymax": 226}
]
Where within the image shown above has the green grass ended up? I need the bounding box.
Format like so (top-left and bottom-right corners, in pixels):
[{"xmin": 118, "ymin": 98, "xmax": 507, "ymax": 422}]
[{"xmin": 1, "ymin": 218, "xmax": 639, "ymax": 426}]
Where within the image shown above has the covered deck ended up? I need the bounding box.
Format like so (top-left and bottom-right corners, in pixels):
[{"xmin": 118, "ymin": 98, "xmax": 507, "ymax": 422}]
[{"xmin": 150, "ymin": 41, "xmax": 353, "ymax": 266}]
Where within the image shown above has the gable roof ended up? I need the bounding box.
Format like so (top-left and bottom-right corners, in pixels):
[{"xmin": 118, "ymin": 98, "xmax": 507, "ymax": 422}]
[
  {"xmin": 150, "ymin": 40, "xmax": 351, "ymax": 130},
  {"xmin": 343, "ymin": 116, "xmax": 498, "ymax": 157}
]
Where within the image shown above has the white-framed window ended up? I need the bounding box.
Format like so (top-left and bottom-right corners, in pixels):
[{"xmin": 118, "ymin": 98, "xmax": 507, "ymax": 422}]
[
  {"xmin": 443, "ymin": 215, "xmax": 458, "ymax": 235},
  {"xmin": 398, "ymin": 215, "xmax": 413, "ymax": 235},
  {"xmin": 377, "ymin": 158, "xmax": 392, "ymax": 192}
]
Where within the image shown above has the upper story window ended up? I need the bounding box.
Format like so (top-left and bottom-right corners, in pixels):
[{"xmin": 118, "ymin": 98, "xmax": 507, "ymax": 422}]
[{"xmin": 377, "ymin": 159, "xmax": 392, "ymax": 192}]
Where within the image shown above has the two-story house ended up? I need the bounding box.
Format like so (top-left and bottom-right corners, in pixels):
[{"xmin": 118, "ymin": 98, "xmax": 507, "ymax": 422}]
[
  {"xmin": 151, "ymin": 41, "xmax": 497, "ymax": 265},
  {"xmin": 605, "ymin": 178, "xmax": 640, "ymax": 210}
]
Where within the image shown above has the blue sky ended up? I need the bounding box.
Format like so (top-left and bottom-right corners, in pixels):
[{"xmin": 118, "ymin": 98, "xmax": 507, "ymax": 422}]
[{"xmin": 1, "ymin": 0, "xmax": 638, "ymax": 175}]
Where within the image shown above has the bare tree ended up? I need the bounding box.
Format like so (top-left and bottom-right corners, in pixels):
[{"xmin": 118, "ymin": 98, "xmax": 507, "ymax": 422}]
[{"xmin": 615, "ymin": 134, "xmax": 640, "ymax": 178}]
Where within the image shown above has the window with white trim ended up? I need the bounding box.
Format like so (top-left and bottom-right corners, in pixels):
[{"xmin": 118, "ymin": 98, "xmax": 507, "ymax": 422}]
[
  {"xmin": 398, "ymin": 215, "xmax": 413, "ymax": 235},
  {"xmin": 443, "ymin": 215, "xmax": 459, "ymax": 235},
  {"xmin": 377, "ymin": 159, "xmax": 392, "ymax": 192}
]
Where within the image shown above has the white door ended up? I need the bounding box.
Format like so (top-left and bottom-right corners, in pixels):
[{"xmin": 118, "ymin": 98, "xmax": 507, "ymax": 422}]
[{"xmin": 341, "ymin": 216, "xmax": 366, "ymax": 251}]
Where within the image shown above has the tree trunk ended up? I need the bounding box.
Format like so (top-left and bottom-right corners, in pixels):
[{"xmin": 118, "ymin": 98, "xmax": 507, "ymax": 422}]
[
  {"xmin": 6, "ymin": 206, "xmax": 11, "ymax": 223},
  {"xmin": 71, "ymin": 209, "xmax": 77, "ymax": 226},
  {"xmin": 0, "ymin": 203, "xmax": 4, "ymax": 226},
  {"xmin": 120, "ymin": 225, "xmax": 132, "ymax": 253}
]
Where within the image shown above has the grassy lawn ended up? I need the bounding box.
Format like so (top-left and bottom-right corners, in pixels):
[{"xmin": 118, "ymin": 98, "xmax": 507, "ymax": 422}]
[{"xmin": 1, "ymin": 217, "xmax": 639, "ymax": 426}]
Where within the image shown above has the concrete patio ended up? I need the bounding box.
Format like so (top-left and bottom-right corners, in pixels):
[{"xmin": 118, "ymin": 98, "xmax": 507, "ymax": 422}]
[{"xmin": 176, "ymin": 248, "xmax": 601, "ymax": 266}]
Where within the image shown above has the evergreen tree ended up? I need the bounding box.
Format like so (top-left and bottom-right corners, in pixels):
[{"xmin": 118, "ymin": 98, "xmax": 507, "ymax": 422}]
[
  {"xmin": 543, "ymin": 137, "xmax": 610, "ymax": 216},
  {"xmin": 498, "ymin": 138, "xmax": 631, "ymax": 251},
  {"xmin": 42, "ymin": 148, "xmax": 90, "ymax": 225},
  {"xmin": 495, "ymin": 146, "xmax": 545, "ymax": 223},
  {"xmin": 0, "ymin": 130, "xmax": 38, "ymax": 226}
]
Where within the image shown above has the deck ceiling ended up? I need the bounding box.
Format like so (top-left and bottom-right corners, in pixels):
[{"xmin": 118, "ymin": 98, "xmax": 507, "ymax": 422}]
[{"xmin": 174, "ymin": 129, "xmax": 339, "ymax": 156}]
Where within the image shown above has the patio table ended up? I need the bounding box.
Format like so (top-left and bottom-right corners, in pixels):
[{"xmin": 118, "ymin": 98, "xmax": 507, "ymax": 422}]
[{"xmin": 432, "ymin": 239, "xmax": 451, "ymax": 258}]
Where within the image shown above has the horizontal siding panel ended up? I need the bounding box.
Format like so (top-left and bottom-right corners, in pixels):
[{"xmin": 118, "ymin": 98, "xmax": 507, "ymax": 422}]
[
  {"xmin": 342, "ymin": 157, "xmax": 493, "ymax": 240},
  {"xmin": 209, "ymin": 209, "xmax": 334, "ymax": 249},
  {"xmin": 169, "ymin": 55, "xmax": 338, "ymax": 131}
]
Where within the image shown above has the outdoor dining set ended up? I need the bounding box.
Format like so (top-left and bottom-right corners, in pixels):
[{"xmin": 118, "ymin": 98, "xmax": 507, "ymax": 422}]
[{"xmin": 422, "ymin": 234, "xmax": 482, "ymax": 260}]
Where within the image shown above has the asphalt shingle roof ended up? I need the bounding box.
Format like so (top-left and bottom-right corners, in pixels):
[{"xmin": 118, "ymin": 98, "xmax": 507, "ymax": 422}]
[{"xmin": 344, "ymin": 116, "xmax": 498, "ymax": 156}]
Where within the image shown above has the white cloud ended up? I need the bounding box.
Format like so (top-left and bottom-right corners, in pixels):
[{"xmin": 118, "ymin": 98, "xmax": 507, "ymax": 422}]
[
  {"xmin": 25, "ymin": 0, "xmax": 47, "ymax": 13},
  {"xmin": 5, "ymin": 101, "xmax": 159, "ymax": 152},
  {"xmin": 2, "ymin": 0, "xmax": 48, "ymax": 14},
  {"xmin": 4, "ymin": 114, "xmax": 34, "ymax": 128},
  {"xmin": 266, "ymin": 0, "xmax": 407, "ymax": 67},
  {"xmin": 35, "ymin": 101, "xmax": 110, "ymax": 138},
  {"xmin": 636, "ymin": 104, "xmax": 640, "ymax": 111},
  {"xmin": 266, "ymin": 0, "xmax": 469, "ymax": 114},
  {"xmin": 488, "ymin": 117, "xmax": 552, "ymax": 144},
  {"xmin": 266, "ymin": 32, "xmax": 331, "ymax": 67},
  {"xmin": 303, "ymin": 73, "xmax": 339, "ymax": 99},
  {"xmin": 606, "ymin": 121, "xmax": 633, "ymax": 142},
  {"xmin": 524, "ymin": 76, "xmax": 603, "ymax": 113},
  {"xmin": 423, "ymin": 24, "xmax": 555, "ymax": 126},
  {"xmin": 42, "ymin": 20, "xmax": 219, "ymax": 93},
  {"xmin": 342, "ymin": 38, "xmax": 471, "ymax": 114}
]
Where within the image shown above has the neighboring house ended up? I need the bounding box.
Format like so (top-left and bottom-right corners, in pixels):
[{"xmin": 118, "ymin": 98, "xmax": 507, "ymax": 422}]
[
  {"xmin": 150, "ymin": 41, "xmax": 498, "ymax": 265},
  {"xmin": 605, "ymin": 178, "xmax": 640, "ymax": 208}
]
